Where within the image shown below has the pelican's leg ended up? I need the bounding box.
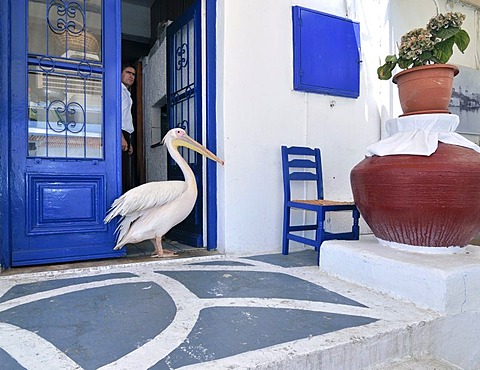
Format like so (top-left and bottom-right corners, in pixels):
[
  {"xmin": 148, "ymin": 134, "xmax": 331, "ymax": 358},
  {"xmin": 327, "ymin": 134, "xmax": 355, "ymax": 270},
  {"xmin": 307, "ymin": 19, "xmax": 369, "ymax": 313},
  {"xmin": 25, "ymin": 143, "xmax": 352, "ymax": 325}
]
[{"xmin": 151, "ymin": 236, "xmax": 176, "ymax": 258}]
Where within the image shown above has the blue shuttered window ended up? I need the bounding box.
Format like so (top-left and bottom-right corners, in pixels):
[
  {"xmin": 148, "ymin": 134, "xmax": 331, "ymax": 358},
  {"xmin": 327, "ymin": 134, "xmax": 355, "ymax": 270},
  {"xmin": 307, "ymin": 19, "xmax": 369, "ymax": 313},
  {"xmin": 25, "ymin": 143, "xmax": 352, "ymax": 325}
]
[{"xmin": 292, "ymin": 6, "xmax": 361, "ymax": 98}]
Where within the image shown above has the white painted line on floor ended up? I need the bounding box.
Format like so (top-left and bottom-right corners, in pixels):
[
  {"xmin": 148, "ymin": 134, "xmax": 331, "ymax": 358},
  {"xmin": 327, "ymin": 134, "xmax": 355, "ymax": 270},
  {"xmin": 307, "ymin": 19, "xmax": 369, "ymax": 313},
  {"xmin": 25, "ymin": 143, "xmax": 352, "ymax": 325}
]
[
  {"xmin": 0, "ymin": 322, "xmax": 82, "ymax": 369},
  {"xmin": 98, "ymin": 271, "xmax": 203, "ymax": 370}
]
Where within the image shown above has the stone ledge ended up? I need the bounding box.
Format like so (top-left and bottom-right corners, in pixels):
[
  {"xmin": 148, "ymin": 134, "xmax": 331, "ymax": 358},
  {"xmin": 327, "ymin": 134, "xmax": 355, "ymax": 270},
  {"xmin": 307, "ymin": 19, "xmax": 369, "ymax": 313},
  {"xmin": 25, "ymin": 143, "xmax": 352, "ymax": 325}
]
[{"xmin": 319, "ymin": 235, "xmax": 480, "ymax": 315}]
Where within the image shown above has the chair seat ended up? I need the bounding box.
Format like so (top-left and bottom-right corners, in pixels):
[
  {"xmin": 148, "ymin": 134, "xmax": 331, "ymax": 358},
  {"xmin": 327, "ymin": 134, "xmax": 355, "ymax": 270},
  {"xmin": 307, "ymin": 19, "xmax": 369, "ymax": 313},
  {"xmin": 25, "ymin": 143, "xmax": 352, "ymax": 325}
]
[{"xmin": 292, "ymin": 199, "xmax": 355, "ymax": 206}]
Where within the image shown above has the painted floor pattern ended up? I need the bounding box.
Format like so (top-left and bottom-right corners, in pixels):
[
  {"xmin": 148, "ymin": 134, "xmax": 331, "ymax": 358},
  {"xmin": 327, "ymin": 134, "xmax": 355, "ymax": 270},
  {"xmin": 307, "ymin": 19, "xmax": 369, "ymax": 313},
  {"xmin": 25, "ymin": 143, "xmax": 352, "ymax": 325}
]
[{"xmin": 0, "ymin": 250, "xmax": 437, "ymax": 369}]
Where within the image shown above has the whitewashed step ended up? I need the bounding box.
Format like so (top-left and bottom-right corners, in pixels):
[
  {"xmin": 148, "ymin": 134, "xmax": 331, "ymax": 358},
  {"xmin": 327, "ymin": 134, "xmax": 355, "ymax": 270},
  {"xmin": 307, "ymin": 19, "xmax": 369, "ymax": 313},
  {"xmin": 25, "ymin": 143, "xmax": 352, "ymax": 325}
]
[{"xmin": 372, "ymin": 355, "xmax": 464, "ymax": 370}]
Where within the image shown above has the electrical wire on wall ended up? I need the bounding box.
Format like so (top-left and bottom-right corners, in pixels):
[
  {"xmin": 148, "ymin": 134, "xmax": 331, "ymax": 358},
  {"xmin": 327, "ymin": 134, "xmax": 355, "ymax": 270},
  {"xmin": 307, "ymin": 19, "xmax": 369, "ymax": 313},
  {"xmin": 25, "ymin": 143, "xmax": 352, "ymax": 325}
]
[{"xmin": 475, "ymin": 9, "xmax": 480, "ymax": 69}]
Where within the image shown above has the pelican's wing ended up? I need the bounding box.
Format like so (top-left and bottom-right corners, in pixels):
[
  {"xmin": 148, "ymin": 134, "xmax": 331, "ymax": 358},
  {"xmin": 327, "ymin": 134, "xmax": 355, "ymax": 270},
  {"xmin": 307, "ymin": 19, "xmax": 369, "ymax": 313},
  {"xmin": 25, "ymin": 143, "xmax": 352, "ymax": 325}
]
[
  {"xmin": 104, "ymin": 181, "xmax": 186, "ymax": 223},
  {"xmin": 113, "ymin": 212, "xmax": 141, "ymax": 247}
]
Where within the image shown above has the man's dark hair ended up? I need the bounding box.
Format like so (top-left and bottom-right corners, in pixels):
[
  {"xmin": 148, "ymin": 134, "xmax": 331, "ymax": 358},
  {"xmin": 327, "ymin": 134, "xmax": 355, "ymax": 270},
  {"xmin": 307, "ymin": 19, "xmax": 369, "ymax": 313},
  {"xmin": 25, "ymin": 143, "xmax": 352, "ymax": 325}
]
[{"xmin": 122, "ymin": 62, "xmax": 135, "ymax": 72}]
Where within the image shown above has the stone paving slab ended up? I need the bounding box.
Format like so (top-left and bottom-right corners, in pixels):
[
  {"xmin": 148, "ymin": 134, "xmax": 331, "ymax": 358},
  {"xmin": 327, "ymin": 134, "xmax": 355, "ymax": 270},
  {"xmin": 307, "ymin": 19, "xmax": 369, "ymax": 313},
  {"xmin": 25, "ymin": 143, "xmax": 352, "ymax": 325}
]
[{"xmin": 0, "ymin": 251, "xmax": 439, "ymax": 369}]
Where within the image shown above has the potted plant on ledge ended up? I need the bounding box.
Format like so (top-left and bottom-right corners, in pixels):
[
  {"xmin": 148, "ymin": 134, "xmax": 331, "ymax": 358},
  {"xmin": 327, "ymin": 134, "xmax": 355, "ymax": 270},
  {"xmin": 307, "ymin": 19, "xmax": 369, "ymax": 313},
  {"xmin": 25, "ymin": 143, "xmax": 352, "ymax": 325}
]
[
  {"xmin": 377, "ymin": 12, "xmax": 470, "ymax": 116},
  {"xmin": 350, "ymin": 12, "xmax": 480, "ymax": 251}
]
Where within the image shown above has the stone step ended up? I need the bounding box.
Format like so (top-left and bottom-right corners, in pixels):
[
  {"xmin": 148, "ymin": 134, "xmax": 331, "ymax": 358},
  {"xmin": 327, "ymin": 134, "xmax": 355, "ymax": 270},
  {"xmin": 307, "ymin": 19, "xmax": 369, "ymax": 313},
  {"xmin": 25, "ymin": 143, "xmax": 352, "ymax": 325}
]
[{"xmin": 372, "ymin": 355, "xmax": 464, "ymax": 370}]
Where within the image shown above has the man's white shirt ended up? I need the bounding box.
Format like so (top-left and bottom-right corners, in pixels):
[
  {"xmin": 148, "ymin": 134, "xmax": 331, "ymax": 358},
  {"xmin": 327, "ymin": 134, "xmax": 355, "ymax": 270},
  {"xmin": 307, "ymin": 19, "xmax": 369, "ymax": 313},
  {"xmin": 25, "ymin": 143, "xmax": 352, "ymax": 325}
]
[{"xmin": 121, "ymin": 83, "xmax": 134, "ymax": 134}]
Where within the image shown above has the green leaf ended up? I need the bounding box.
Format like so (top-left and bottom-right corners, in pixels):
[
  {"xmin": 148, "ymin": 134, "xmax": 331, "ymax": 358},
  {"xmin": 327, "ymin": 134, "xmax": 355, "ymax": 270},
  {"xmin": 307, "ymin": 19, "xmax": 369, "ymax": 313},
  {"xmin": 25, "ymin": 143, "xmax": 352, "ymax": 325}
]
[
  {"xmin": 429, "ymin": 55, "xmax": 442, "ymax": 64},
  {"xmin": 384, "ymin": 54, "xmax": 397, "ymax": 63},
  {"xmin": 377, "ymin": 63, "xmax": 395, "ymax": 80},
  {"xmin": 434, "ymin": 38, "xmax": 455, "ymax": 63},
  {"xmin": 417, "ymin": 51, "xmax": 434, "ymax": 63},
  {"xmin": 454, "ymin": 29, "xmax": 470, "ymax": 52},
  {"xmin": 434, "ymin": 27, "xmax": 459, "ymax": 40},
  {"xmin": 397, "ymin": 57, "xmax": 412, "ymax": 69}
]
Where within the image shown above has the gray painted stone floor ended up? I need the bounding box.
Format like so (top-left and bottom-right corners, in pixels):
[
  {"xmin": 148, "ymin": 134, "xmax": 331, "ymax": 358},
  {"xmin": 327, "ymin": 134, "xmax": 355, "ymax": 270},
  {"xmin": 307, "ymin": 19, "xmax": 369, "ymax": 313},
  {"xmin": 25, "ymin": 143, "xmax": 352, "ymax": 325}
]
[{"xmin": 0, "ymin": 249, "xmax": 439, "ymax": 369}]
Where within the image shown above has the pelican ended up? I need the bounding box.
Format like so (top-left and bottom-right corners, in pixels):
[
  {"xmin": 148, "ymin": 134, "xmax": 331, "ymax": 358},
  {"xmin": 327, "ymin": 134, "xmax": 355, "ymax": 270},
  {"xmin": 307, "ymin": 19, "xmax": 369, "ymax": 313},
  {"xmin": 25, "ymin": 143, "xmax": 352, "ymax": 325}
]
[{"xmin": 104, "ymin": 128, "xmax": 224, "ymax": 257}]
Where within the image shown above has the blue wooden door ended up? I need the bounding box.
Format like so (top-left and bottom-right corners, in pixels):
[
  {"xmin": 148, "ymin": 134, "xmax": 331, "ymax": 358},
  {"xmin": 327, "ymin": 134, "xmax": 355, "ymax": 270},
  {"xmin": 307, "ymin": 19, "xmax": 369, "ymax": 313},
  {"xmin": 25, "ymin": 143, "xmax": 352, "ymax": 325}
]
[
  {"xmin": 8, "ymin": 0, "xmax": 124, "ymax": 266},
  {"xmin": 166, "ymin": 1, "xmax": 204, "ymax": 247}
]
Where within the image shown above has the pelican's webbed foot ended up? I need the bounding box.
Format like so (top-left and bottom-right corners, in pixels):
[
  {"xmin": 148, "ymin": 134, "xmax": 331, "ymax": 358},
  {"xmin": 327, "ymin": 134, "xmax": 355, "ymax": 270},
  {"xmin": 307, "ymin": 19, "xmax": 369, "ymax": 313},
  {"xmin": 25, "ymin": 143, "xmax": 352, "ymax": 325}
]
[{"xmin": 151, "ymin": 236, "xmax": 176, "ymax": 258}]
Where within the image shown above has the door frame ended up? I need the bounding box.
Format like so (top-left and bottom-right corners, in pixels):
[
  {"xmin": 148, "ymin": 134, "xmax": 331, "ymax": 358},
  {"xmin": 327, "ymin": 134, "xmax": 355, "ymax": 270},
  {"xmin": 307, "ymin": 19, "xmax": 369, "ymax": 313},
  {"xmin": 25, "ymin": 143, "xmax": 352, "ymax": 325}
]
[
  {"xmin": 0, "ymin": 0, "xmax": 11, "ymax": 269},
  {"xmin": 205, "ymin": 0, "xmax": 218, "ymax": 250},
  {"xmin": 166, "ymin": 0, "xmax": 219, "ymax": 251},
  {"xmin": 166, "ymin": 1, "xmax": 203, "ymax": 246}
]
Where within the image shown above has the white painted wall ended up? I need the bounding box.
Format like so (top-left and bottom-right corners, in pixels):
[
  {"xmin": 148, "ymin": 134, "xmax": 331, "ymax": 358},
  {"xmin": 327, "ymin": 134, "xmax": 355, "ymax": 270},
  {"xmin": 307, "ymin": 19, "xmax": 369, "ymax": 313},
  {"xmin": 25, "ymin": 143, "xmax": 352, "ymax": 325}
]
[
  {"xmin": 216, "ymin": 0, "xmax": 383, "ymax": 255},
  {"xmin": 214, "ymin": 0, "xmax": 480, "ymax": 256},
  {"xmin": 142, "ymin": 39, "xmax": 168, "ymax": 182},
  {"xmin": 140, "ymin": 0, "xmax": 479, "ymax": 256}
]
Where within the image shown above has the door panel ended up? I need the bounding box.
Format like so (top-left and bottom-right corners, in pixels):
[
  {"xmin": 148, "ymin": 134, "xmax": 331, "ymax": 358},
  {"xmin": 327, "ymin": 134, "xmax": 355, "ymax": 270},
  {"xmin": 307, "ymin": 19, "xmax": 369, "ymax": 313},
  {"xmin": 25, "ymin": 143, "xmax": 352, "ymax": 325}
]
[
  {"xmin": 167, "ymin": 1, "xmax": 203, "ymax": 247},
  {"xmin": 26, "ymin": 174, "xmax": 105, "ymax": 234},
  {"xmin": 10, "ymin": 0, "xmax": 123, "ymax": 266}
]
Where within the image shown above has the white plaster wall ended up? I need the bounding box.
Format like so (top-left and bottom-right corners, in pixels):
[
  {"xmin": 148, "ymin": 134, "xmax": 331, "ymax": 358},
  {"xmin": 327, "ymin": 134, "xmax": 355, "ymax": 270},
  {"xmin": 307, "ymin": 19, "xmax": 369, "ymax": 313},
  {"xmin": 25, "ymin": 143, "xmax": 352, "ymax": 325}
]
[
  {"xmin": 430, "ymin": 312, "xmax": 480, "ymax": 369},
  {"xmin": 142, "ymin": 40, "xmax": 168, "ymax": 182},
  {"xmin": 138, "ymin": 0, "xmax": 479, "ymax": 256},
  {"xmin": 215, "ymin": 0, "xmax": 480, "ymax": 256},
  {"xmin": 216, "ymin": 0, "xmax": 384, "ymax": 255}
]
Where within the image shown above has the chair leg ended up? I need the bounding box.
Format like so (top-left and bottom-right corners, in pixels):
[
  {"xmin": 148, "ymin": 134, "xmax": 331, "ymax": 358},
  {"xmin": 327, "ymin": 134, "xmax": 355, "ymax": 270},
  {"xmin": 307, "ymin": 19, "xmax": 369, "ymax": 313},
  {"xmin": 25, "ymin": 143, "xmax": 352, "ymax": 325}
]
[
  {"xmin": 316, "ymin": 210, "xmax": 327, "ymax": 265},
  {"xmin": 352, "ymin": 208, "xmax": 360, "ymax": 240},
  {"xmin": 282, "ymin": 206, "xmax": 291, "ymax": 255},
  {"xmin": 314, "ymin": 210, "xmax": 326, "ymax": 252}
]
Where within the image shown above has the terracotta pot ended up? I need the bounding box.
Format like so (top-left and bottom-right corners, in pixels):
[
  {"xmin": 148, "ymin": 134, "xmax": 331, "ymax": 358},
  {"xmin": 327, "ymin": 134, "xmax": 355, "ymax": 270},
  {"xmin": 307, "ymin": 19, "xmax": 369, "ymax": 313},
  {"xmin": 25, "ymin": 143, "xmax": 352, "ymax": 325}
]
[
  {"xmin": 350, "ymin": 143, "xmax": 480, "ymax": 247},
  {"xmin": 393, "ymin": 64, "xmax": 459, "ymax": 116}
]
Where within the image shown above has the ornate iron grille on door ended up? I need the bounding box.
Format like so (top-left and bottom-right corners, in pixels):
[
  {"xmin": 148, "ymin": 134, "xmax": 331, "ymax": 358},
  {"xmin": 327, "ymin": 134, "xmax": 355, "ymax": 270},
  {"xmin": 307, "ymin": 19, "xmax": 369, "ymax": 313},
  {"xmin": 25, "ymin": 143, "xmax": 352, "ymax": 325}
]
[
  {"xmin": 168, "ymin": 8, "xmax": 199, "ymax": 165},
  {"xmin": 166, "ymin": 2, "xmax": 203, "ymax": 246},
  {"xmin": 28, "ymin": 0, "xmax": 103, "ymax": 159}
]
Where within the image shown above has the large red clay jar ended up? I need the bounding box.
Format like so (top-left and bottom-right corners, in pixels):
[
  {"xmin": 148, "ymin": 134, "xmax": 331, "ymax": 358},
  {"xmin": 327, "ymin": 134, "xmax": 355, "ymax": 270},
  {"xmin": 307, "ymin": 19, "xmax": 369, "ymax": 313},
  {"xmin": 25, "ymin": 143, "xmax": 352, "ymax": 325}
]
[{"xmin": 350, "ymin": 143, "xmax": 480, "ymax": 247}]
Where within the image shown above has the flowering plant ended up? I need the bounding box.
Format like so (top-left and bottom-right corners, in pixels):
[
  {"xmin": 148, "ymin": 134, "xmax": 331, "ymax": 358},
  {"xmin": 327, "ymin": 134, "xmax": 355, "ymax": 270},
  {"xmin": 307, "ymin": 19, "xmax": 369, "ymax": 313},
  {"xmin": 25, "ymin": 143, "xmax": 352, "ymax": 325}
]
[{"xmin": 377, "ymin": 12, "xmax": 470, "ymax": 80}]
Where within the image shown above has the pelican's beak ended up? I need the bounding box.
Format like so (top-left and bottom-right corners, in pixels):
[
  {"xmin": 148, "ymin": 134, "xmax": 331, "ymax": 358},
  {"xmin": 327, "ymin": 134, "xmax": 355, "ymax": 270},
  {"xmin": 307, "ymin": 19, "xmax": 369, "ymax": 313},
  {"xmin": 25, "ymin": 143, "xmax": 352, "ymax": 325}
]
[{"xmin": 173, "ymin": 134, "xmax": 224, "ymax": 165}]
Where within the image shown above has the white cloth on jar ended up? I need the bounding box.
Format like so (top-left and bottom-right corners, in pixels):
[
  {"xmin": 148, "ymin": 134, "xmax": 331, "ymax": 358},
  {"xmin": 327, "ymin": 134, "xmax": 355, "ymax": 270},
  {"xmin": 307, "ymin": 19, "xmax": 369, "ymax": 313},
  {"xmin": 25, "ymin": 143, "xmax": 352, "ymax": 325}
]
[{"xmin": 366, "ymin": 113, "xmax": 480, "ymax": 157}]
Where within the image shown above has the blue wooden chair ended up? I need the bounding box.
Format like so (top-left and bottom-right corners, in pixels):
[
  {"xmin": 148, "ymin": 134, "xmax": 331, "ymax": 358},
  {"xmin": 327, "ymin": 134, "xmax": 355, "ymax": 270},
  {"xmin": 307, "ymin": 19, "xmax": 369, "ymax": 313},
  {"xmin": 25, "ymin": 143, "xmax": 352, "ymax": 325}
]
[{"xmin": 281, "ymin": 146, "xmax": 360, "ymax": 264}]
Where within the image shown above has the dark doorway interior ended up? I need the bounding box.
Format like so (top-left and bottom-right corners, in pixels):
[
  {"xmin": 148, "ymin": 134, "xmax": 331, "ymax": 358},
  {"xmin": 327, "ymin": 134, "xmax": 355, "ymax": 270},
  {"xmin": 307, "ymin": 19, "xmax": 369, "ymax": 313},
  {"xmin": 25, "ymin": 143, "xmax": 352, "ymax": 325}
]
[
  {"xmin": 121, "ymin": 0, "xmax": 195, "ymax": 193},
  {"xmin": 120, "ymin": 0, "xmax": 199, "ymax": 255}
]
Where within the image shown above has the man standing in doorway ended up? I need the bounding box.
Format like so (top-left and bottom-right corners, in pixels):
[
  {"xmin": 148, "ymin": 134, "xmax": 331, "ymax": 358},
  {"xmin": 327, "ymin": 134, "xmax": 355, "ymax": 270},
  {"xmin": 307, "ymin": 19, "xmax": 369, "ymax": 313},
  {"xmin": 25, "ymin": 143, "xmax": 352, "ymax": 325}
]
[{"xmin": 121, "ymin": 62, "xmax": 136, "ymax": 192}]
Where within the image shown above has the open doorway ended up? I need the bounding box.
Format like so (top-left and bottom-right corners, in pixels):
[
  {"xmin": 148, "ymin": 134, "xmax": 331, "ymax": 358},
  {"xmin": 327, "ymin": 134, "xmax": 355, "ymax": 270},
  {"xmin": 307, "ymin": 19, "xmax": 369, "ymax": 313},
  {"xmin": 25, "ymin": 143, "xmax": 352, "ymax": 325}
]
[
  {"xmin": 121, "ymin": 0, "xmax": 196, "ymax": 193},
  {"xmin": 121, "ymin": 1, "xmax": 151, "ymax": 193},
  {"xmin": 121, "ymin": 0, "xmax": 203, "ymax": 258}
]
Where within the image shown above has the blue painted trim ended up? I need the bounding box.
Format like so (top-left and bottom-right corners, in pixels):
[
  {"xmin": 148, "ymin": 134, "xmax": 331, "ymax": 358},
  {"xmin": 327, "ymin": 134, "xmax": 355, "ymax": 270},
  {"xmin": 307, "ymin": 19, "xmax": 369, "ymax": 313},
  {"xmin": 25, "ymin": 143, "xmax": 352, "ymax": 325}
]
[
  {"xmin": 195, "ymin": 1, "xmax": 202, "ymax": 149},
  {"xmin": 9, "ymin": 0, "xmax": 29, "ymax": 266},
  {"xmin": 292, "ymin": 6, "xmax": 361, "ymax": 98},
  {"xmin": 166, "ymin": 1, "xmax": 204, "ymax": 247},
  {"xmin": 0, "ymin": 0, "xmax": 11, "ymax": 269},
  {"xmin": 109, "ymin": 0, "xmax": 122, "ymax": 198},
  {"xmin": 8, "ymin": 0, "xmax": 30, "ymax": 267},
  {"xmin": 102, "ymin": 0, "xmax": 124, "ymax": 252},
  {"xmin": 206, "ymin": 0, "xmax": 218, "ymax": 251}
]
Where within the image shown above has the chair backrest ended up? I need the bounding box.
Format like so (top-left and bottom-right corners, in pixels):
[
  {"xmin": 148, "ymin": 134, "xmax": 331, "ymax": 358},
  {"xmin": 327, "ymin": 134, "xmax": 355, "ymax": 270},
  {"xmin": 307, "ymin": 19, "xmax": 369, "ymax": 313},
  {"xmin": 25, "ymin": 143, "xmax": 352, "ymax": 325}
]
[{"xmin": 281, "ymin": 146, "xmax": 324, "ymax": 201}]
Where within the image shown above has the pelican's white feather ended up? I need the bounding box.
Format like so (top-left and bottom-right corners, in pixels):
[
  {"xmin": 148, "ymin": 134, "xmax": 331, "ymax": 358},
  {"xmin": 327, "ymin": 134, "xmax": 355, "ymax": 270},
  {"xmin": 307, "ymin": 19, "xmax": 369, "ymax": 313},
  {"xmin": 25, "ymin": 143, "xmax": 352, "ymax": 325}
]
[
  {"xmin": 104, "ymin": 181, "xmax": 186, "ymax": 222},
  {"xmin": 104, "ymin": 128, "xmax": 224, "ymax": 255}
]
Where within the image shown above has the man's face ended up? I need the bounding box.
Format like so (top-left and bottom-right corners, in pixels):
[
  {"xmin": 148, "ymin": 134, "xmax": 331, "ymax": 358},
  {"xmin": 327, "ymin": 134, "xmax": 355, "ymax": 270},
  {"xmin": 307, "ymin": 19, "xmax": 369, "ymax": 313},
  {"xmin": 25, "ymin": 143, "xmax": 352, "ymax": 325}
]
[{"xmin": 122, "ymin": 67, "xmax": 136, "ymax": 87}]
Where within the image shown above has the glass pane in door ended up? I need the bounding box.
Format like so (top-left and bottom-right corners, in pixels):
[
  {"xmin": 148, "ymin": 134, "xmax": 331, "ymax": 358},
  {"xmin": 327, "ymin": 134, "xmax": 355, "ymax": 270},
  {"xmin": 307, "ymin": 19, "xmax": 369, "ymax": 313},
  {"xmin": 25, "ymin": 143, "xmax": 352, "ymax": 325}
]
[
  {"xmin": 27, "ymin": 0, "xmax": 103, "ymax": 159},
  {"xmin": 28, "ymin": 64, "xmax": 103, "ymax": 158},
  {"xmin": 29, "ymin": 0, "xmax": 102, "ymax": 61}
]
